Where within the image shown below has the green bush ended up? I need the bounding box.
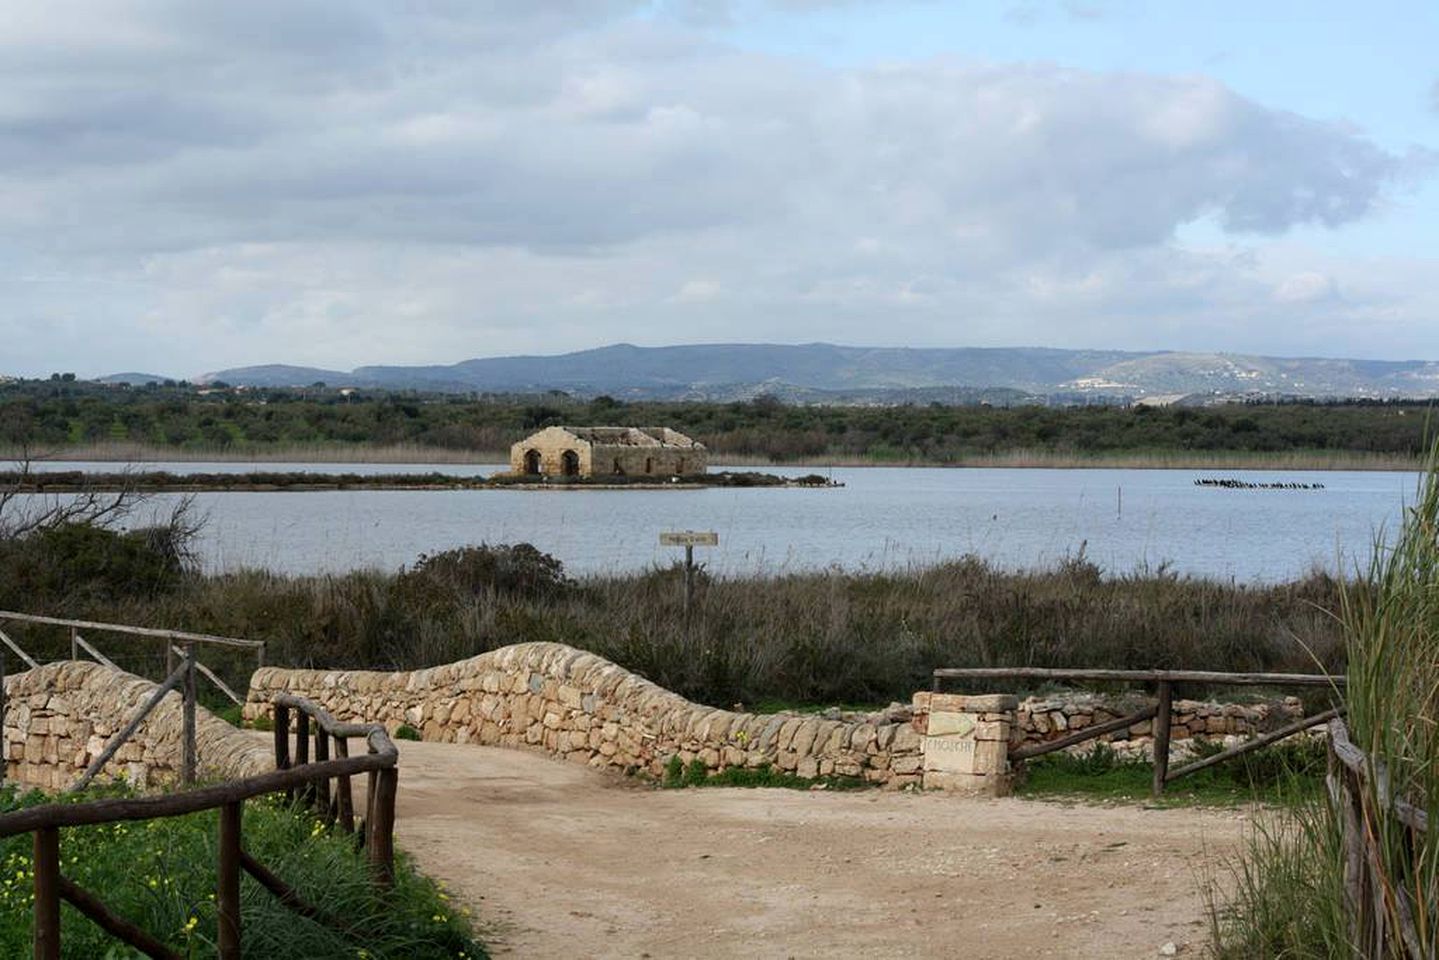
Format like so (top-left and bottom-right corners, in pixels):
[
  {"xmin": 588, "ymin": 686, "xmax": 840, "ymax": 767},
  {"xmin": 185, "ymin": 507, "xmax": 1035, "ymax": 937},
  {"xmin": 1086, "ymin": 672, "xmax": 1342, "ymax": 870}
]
[
  {"xmin": 397, "ymin": 544, "xmax": 572, "ymax": 601},
  {"xmin": 0, "ymin": 521, "xmax": 189, "ymax": 606}
]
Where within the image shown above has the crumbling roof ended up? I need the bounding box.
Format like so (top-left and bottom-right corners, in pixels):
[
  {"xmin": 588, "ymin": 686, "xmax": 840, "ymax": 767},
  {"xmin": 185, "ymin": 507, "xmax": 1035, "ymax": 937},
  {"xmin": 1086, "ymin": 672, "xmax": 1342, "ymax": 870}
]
[{"xmin": 554, "ymin": 426, "xmax": 703, "ymax": 449}]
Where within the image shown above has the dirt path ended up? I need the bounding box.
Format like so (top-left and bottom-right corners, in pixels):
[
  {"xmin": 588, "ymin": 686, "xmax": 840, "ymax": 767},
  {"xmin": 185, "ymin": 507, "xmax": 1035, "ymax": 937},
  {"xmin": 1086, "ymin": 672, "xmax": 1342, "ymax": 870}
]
[{"xmin": 378, "ymin": 740, "xmax": 1248, "ymax": 959}]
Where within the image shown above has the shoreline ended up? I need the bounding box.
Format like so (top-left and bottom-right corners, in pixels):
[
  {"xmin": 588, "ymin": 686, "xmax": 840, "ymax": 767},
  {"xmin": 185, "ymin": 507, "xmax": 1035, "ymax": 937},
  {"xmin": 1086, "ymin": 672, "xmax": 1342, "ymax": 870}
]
[
  {"xmin": 1, "ymin": 469, "xmax": 837, "ymax": 493},
  {"xmin": 2, "ymin": 443, "xmax": 1421, "ymax": 473}
]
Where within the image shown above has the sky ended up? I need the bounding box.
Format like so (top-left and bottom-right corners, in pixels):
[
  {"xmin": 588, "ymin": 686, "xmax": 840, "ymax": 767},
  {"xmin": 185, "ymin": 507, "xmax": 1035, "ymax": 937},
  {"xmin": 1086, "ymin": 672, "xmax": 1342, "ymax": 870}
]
[{"xmin": 1, "ymin": 0, "xmax": 1436, "ymax": 378}]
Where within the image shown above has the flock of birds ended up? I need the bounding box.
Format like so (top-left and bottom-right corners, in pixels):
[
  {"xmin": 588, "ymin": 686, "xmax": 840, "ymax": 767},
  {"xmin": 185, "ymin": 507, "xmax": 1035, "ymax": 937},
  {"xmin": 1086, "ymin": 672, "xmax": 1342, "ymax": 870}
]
[{"xmin": 1193, "ymin": 477, "xmax": 1326, "ymax": 490}]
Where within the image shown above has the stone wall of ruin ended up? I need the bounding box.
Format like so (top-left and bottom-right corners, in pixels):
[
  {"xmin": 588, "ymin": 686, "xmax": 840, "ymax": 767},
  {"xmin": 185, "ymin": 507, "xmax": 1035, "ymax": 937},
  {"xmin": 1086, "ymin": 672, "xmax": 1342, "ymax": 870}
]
[
  {"xmin": 3, "ymin": 661, "xmax": 271, "ymax": 792},
  {"xmin": 244, "ymin": 642, "xmax": 924, "ymax": 787}
]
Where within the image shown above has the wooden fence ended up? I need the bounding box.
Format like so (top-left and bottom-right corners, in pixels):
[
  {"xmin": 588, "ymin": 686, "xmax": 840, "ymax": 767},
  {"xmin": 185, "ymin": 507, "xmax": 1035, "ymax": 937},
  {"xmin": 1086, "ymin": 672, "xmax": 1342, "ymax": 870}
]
[
  {"xmin": 0, "ymin": 611, "xmax": 267, "ymax": 790},
  {"xmin": 0, "ymin": 694, "xmax": 398, "ymax": 960},
  {"xmin": 1327, "ymin": 718, "xmax": 1432, "ymax": 958},
  {"xmin": 933, "ymin": 667, "xmax": 1346, "ymax": 795}
]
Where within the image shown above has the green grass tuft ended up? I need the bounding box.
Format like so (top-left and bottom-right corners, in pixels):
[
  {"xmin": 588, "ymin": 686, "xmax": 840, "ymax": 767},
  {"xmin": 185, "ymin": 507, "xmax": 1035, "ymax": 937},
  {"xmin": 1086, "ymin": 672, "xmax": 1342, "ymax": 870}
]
[{"xmin": 1017, "ymin": 739, "xmax": 1326, "ymax": 808}]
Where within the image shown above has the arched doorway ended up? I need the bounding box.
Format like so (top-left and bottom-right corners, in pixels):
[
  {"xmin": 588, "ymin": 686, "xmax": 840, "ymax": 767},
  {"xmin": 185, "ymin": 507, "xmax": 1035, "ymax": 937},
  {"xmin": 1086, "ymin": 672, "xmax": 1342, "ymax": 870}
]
[
  {"xmin": 561, "ymin": 450, "xmax": 580, "ymax": 476},
  {"xmin": 643, "ymin": 457, "xmax": 653, "ymax": 475},
  {"xmin": 523, "ymin": 449, "xmax": 541, "ymax": 475}
]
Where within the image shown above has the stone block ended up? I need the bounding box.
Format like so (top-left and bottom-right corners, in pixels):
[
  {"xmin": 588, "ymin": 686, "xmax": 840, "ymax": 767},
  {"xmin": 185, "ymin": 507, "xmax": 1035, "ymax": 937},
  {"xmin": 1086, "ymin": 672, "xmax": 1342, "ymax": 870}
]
[
  {"xmin": 973, "ymin": 720, "xmax": 1010, "ymax": 742},
  {"xmin": 926, "ymin": 713, "xmax": 976, "ymax": 737},
  {"xmin": 927, "ymin": 693, "xmax": 1018, "ymax": 713},
  {"xmin": 921, "ymin": 735, "xmax": 975, "ymax": 773}
]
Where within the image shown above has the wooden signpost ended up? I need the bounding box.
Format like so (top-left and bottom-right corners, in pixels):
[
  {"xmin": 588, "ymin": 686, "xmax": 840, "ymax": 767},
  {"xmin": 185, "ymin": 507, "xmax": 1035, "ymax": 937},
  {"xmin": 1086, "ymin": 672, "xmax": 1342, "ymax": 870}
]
[{"xmin": 659, "ymin": 530, "xmax": 718, "ymax": 616}]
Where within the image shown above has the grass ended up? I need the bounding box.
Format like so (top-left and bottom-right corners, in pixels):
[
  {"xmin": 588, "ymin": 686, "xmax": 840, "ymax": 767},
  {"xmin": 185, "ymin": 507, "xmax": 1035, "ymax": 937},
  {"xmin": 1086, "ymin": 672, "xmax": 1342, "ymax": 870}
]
[
  {"xmin": 660, "ymin": 756, "xmax": 870, "ymax": 791},
  {"xmin": 1210, "ymin": 449, "xmax": 1439, "ymax": 957},
  {"xmin": 1016, "ymin": 740, "xmax": 1327, "ymax": 808},
  {"xmin": 0, "ymin": 785, "xmax": 485, "ymax": 960},
  {"xmin": 0, "ymin": 543, "xmax": 1351, "ymax": 716}
]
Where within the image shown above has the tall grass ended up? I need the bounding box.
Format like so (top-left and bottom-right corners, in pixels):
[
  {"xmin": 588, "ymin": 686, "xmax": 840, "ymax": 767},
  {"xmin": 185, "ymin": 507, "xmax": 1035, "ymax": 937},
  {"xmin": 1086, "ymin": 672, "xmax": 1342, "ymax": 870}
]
[
  {"xmin": 0, "ymin": 545, "xmax": 1347, "ymax": 710},
  {"xmin": 1212, "ymin": 453, "xmax": 1439, "ymax": 957}
]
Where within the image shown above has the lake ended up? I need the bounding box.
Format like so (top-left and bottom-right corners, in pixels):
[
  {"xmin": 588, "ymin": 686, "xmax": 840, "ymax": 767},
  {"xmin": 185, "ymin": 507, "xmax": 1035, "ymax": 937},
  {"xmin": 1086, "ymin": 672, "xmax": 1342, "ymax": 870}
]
[{"xmin": 9, "ymin": 460, "xmax": 1420, "ymax": 582}]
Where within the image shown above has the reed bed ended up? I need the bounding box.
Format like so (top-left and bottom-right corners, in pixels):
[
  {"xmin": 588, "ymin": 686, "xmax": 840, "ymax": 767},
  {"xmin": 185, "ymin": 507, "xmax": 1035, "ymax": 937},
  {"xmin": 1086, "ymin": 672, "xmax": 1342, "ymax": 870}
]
[
  {"xmin": 1211, "ymin": 454, "xmax": 1439, "ymax": 957},
  {"xmin": 0, "ymin": 534, "xmax": 1347, "ymax": 711}
]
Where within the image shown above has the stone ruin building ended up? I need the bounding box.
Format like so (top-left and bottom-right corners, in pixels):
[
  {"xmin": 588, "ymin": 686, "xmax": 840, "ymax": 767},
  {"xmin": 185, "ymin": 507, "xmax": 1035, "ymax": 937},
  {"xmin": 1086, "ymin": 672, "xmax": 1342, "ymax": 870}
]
[{"xmin": 509, "ymin": 425, "xmax": 708, "ymax": 478}]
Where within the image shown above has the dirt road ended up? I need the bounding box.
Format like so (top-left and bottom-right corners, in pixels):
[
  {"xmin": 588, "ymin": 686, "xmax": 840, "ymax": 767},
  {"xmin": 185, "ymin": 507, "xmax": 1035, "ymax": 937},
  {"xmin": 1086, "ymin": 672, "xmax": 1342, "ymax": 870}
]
[{"xmin": 379, "ymin": 740, "xmax": 1248, "ymax": 959}]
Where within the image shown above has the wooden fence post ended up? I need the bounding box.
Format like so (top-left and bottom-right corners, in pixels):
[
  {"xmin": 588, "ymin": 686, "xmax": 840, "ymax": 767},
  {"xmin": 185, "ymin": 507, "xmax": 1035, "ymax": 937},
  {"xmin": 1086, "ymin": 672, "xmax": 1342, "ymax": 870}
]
[
  {"xmin": 273, "ymin": 704, "xmax": 290, "ymax": 770},
  {"xmin": 1151, "ymin": 680, "xmax": 1173, "ymax": 796},
  {"xmin": 313, "ymin": 725, "xmax": 330, "ymax": 815},
  {"xmin": 181, "ymin": 643, "xmax": 197, "ymax": 786},
  {"xmin": 33, "ymin": 826, "xmax": 60, "ymax": 960},
  {"xmin": 368, "ymin": 767, "xmax": 398, "ymax": 887},
  {"xmin": 217, "ymin": 801, "xmax": 242, "ymax": 959},
  {"xmin": 334, "ymin": 736, "xmax": 354, "ymax": 833},
  {"xmin": 295, "ymin": 712, "xmax": 310, "ymax": 805}
]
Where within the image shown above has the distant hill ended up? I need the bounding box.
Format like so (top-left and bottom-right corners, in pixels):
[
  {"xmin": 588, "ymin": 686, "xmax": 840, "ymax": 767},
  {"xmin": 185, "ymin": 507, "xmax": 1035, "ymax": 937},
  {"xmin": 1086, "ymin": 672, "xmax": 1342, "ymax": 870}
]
[
  {"xmin": 195, "ymin": 364, "xmax": 348, "ymax": 388},
  {"xmin": 198, "ymin": 343, "xmax": 1439, "ymax": 400},
  {"xmin": 96, "ymin": 372, "xmax": 173, "ymax": 385}
]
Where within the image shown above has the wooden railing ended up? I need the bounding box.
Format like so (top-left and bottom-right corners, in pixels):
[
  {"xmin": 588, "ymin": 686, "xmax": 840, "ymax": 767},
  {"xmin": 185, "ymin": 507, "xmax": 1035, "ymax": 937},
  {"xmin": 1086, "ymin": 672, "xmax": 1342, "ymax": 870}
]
[
  {"xmin": 933, "ymin": 667, "xmax": 1346, "ymax": 795},
  {"xmin": 0, "ymin": 695, "xmax": 398, "ymax": 960},
  {"xmin": 0, "ymin": 611, "xmax": 267, "ymax": 790},
  {"xmin": 1327, "ymin": 718, "xmax": 1431, "ymax": 958},
  {"xmin": 0, "ymin": 610, "xmax": 264, "ymax": 705}
]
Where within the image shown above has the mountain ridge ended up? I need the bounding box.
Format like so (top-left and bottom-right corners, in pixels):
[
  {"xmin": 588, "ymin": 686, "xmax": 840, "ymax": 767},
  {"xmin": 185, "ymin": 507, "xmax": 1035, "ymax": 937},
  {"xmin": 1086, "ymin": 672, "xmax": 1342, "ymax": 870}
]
[{"xmin": 189, "ymin": 343, "xmax": 1439, "ymax": 400}]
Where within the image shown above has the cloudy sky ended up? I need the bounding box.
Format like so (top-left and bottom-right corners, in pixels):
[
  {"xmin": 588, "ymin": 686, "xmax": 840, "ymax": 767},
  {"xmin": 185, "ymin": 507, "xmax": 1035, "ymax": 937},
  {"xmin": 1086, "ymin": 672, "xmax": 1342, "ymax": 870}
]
[{"xmin": 2, "ymin": 0, "xmax": 1436, "ymax": 378}]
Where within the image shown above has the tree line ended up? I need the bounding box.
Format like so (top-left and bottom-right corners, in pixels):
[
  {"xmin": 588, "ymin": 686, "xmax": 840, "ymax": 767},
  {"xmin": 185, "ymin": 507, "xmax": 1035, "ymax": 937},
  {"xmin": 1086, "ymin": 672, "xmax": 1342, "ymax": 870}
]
[{"xmin": 0, "ymin": 378, "xmax": 1432, "ymax": 462}]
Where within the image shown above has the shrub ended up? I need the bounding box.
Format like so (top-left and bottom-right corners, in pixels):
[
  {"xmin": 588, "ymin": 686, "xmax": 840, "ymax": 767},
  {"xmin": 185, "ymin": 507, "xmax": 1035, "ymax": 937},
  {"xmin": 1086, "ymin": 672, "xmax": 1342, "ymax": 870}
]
[
  {"xmin": 0, "ymin": 521, "xmax": 189, "ymax": 605},
  {"xmin": 398, "ymin": 544, "xmax": 572, "ymax": 600}
]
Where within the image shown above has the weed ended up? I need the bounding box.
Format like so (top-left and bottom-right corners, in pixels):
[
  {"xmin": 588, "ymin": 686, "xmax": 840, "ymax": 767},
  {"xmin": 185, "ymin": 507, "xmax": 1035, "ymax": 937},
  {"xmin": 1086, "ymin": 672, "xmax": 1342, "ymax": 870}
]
[
  {"xmin": 0, "ymin": 785, "xmax": 485, "ymax": 959},
  {"xmin": 393, "ymin": 724, "xmax": 421, "ymax": 742}
]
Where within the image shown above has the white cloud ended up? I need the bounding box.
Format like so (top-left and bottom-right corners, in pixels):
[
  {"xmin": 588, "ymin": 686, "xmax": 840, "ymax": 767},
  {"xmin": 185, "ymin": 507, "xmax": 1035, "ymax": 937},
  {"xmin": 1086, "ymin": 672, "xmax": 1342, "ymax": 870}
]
[
  {"xmin": 0, "ymin": 1, "xmax": 1432, "ymax": 376},
  {"xmin": 1272, "ymin": 272, "xmax": 1336, "ymax": 304}
]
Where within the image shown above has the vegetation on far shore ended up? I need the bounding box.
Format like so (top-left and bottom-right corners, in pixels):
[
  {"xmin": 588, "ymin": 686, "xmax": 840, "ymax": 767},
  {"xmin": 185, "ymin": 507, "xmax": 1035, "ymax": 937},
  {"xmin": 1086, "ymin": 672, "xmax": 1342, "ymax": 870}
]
[{"xmin": 0, "ymin": 377, "xmax": 1431, "ymax": 469}]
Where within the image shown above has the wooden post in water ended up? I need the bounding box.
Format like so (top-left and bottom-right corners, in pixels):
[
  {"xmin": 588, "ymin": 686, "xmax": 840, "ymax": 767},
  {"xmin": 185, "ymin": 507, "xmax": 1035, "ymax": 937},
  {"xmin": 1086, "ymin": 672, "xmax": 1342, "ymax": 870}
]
[
  {"xmin": 217, "ymin": 801, "xmax": 242, "ymax": 959},
  {"xmin": 1151, "ymin": 680, "xmax": 1173, "ymax": 796}
]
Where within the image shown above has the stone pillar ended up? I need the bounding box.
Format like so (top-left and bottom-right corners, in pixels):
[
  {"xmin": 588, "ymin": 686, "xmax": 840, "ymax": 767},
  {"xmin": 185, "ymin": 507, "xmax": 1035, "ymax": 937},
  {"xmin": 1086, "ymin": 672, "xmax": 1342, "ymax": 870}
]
[{"xmin": 912, "ymin": 691, "xmax": 1017, "ymax": 796}]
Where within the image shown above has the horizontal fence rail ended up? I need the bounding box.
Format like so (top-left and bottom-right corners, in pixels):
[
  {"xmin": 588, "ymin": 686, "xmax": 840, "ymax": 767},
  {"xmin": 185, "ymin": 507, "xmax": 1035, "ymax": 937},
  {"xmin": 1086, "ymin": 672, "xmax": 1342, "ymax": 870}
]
[
  {"xmin": 0, "ymin": 694, "xmax": 398, "ymax": 960},
  {"xmin": 935, "ymin": 666, "xmax": 1346, "ymax": 795},
  {"xmin": 0, "ymin": 612, "xmax": 269, "ymax": 789},
  {"xmin": 933, "ymin": 667, "xmax": 1347, "ymax": 688}
]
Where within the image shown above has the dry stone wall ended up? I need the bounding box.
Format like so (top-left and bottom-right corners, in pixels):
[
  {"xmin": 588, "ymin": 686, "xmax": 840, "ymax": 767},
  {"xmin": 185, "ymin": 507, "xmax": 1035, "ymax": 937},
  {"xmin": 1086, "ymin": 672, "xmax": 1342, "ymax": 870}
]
[
  {"xmin": 244, "ymin": 642, "xmax": 924, "ymax": 787},
  {"xmin": 3, "ymin": 661, "xmax": 270, "ymax": 792},
  {"xmin": 1014, "ymin": 693, "xmax": 1305, "ymax": 759}
]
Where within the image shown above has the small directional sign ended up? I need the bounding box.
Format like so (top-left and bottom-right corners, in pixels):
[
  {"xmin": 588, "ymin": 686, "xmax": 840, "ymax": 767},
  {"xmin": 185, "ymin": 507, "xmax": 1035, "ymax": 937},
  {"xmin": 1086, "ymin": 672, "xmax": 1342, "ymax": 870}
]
[
  {"xmin": 659, "ymin": 530, "xmax": 719, "ymax": 547},
  {"xmin": 660, "ymin": 531, "xmax": 718, "ymax": 617}
]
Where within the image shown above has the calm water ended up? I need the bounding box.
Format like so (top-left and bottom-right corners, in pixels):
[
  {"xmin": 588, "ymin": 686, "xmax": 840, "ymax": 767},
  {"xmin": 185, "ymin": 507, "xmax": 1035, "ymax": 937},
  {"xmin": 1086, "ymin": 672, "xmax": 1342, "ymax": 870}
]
[{"xmin": 10, "ymin": 460, "xmax": 1419, "ymax": 582}]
